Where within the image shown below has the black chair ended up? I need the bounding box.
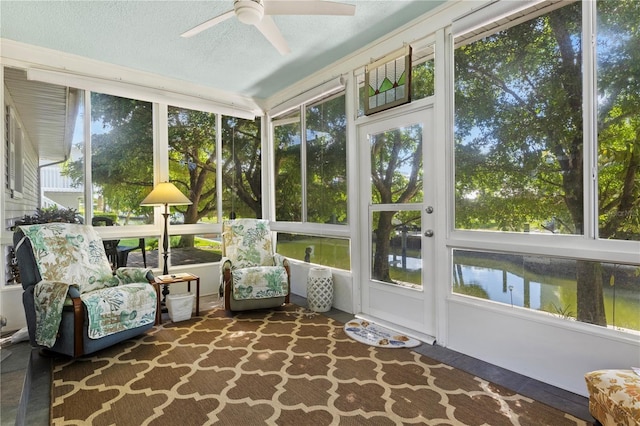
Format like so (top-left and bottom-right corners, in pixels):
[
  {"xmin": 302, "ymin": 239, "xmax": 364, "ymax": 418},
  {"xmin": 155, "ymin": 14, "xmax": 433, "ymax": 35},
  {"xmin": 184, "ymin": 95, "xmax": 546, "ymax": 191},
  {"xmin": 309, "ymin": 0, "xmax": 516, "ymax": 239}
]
[
  {"xmin": 117, "ymin": 239, "xmax": 146, "ymax": 268},
  {"xmin": 92, "ymin": 216, "xmax": 119, "ymax": 268},
  {"xmin": 92, "ymin": 216, "xmax": 146, "ymax": 268}
]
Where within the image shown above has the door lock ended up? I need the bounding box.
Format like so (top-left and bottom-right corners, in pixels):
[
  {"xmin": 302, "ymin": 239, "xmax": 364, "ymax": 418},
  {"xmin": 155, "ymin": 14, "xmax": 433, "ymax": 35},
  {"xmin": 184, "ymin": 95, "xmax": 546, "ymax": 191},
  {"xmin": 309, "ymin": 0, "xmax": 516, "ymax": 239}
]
[{"xmin": 426, "ymin": 206, "xmax": 434, "ymax": 214}]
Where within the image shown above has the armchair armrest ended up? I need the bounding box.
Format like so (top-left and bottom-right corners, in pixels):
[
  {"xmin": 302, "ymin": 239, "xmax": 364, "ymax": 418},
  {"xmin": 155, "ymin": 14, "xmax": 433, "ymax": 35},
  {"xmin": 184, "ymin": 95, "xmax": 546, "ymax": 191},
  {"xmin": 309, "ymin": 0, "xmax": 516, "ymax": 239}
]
[
  {"xmin": 273, "ymin": 254, "xmax": 289, "ymax": 268},
  {"xmin": 115, "ymin": 267, "xmax": 154, "ymax": 284},
  {"xmin": 67, "ymin": 286, "xmax": 81, "ymax": 298}
]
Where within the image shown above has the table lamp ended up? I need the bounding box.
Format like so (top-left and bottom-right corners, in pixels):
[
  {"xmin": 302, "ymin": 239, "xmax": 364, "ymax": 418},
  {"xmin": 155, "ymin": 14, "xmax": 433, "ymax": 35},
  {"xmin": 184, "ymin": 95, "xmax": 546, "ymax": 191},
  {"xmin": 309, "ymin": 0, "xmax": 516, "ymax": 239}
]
[{"xmin": 140, "ymin": 182, "xmax": 192, "ymax": 275}]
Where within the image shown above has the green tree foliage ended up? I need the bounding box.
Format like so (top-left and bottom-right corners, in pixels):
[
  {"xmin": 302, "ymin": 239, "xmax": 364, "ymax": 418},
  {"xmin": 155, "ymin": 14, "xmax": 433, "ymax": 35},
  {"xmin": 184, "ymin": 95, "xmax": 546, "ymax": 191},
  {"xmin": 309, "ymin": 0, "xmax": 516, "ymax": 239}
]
[
  {"xmin": 66, "ymin": 96, "xmax": 262, "ymax": 234},
  {"xmin": 71, "ymin": 93, "xmax": 155, "ymax": 222},
  {"xmin": 453, "ymin": 1, "xmax": 639, "ymax": 326},
  {"xmin": 274, "ymin": 95, "xmax": 347, "ymax": 224},
  {"xmin": 371, "ymin": 124, "xmax": 423, "ymax": 283},
  {"xmin": 306, "ymin": 95, "xmax": 347, "ymax": 224},
  {"xmin": 220, "ymin": 116, "xmax": 262, "ymax": 219},
  {"xmin": 167, "ymin": 107, "xmax": 216, "ymax": 247},
  {"xmin": 596, "ymin": 0, "xmax": 640, "ymax": 240},
  {"xmin": 274, "ymin": 118, "xmax": 302, "ymax": 221}
]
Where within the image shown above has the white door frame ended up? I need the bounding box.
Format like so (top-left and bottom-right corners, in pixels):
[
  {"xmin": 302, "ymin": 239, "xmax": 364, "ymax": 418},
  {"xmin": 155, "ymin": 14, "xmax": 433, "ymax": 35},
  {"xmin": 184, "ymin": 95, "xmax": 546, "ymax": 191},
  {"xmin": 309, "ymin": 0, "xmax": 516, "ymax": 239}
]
[{"xmin": 355, "ymin": 103, "xmax": 436, "ymax": 342}]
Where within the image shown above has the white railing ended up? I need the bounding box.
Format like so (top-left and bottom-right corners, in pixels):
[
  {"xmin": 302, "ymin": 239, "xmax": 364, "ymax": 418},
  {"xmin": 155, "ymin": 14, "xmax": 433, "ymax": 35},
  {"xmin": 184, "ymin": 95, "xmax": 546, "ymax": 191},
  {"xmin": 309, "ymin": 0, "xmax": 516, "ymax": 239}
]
[
  {"xmin": 41, "ymin": 195, "xmax": 65, "ymax": 209},
  {"xmin": 40, "ymin": 167, "xmax": 83, "ymax": 192}
]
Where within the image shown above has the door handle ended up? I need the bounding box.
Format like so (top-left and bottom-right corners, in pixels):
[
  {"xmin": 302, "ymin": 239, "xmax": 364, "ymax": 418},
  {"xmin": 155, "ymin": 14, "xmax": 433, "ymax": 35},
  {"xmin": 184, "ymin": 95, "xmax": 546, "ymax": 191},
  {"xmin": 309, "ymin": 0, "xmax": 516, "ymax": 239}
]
[{"xmin": 424, "ymin": 229, "xmax": 434, "ymax": 237}]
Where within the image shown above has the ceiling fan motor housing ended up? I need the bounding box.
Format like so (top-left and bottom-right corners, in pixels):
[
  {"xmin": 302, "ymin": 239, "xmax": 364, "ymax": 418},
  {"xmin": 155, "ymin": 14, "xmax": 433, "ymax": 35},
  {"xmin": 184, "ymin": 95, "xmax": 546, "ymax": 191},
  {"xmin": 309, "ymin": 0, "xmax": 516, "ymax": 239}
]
[{"xmin": 234, "ymin": 0, "xmax": 264, "ymax": 25}]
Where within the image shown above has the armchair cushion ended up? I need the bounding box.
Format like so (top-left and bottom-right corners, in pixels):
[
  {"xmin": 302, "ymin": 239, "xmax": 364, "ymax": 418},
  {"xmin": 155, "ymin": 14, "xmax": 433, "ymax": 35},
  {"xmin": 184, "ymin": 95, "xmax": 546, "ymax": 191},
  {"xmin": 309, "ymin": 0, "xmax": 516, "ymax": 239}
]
[
  {"xmin": 17, "ymin": 223, "xmax": 156, "ymax": 348},
  {"xmin": 81, "ymin": 283, "xmax": 157, "ymax": 339},
  {"xmin": 231, "ymin": 265, "xmax": 289, "ymax": 300},
  {"xmin": 222, "ymin": 219, "xmax": 275, "ymax": 269}
]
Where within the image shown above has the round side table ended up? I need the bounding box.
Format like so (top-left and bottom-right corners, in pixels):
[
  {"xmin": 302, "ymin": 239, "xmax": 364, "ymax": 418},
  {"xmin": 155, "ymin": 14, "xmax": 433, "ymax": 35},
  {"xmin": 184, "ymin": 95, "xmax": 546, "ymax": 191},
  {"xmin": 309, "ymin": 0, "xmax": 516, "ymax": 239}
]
[{"xmin": 307, "ymin": 267, "xmax": 333, "ymax": 312}]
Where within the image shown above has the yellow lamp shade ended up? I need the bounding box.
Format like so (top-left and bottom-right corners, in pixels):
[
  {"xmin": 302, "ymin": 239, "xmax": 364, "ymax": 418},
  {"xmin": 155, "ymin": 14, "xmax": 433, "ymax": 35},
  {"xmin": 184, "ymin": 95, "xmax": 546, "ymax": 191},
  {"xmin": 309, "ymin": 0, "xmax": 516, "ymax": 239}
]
[{"xmin": 140, "ymin": 182, "xmax": 192, "ymax": 206}]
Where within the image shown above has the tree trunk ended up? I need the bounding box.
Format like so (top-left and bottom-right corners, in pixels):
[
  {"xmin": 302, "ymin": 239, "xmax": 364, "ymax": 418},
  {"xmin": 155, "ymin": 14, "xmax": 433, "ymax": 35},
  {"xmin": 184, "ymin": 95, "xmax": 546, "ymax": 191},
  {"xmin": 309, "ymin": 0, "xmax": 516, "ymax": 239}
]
[
  {"xmin": 576, "ymin": 261, "xmax": 606, "ymax": 326},
  {"xmin": 372, "ymin": 211, "xmax": 394, "ymax": 283}
]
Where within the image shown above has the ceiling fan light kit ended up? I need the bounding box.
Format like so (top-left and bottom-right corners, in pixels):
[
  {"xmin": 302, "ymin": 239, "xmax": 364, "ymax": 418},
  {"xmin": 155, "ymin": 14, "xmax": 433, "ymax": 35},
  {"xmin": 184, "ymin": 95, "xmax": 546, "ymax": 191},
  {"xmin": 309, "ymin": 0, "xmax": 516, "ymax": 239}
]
[
  {"xmin": 234, "ymin": 0, "xmax": 264, "ymax": 26},
  {"xmin": 181, "ymin": 0, "xmax": 356, "ymax": 55}
]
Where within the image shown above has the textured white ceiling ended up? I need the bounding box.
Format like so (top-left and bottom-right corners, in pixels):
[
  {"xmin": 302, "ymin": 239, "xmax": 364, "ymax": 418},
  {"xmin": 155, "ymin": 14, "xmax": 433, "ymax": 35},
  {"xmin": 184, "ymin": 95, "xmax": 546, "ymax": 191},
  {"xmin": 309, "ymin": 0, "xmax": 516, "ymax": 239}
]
[{"xmin": 0, "ymin": 0, "xmax": 444, "ymax": 100}]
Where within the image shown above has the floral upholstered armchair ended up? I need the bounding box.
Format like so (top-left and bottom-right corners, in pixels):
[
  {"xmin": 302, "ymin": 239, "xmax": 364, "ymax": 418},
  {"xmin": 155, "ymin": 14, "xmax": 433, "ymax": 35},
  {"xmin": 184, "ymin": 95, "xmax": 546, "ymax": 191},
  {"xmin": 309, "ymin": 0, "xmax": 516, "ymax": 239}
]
[
  {"xmin": 220, "ymin": 219, "xmax": 290, "ymax": 311},
  {"xmin": 13, "ymin": 223, "xmax": 157, "ymax": 357}
]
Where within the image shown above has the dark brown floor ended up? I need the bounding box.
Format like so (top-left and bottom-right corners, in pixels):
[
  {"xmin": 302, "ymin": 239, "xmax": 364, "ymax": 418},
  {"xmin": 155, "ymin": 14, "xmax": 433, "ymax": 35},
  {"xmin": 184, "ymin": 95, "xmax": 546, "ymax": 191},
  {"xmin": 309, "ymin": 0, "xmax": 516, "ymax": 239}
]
[{"xmin": 1, "ymin": 294, "xmax": 594, "ymax": 425}]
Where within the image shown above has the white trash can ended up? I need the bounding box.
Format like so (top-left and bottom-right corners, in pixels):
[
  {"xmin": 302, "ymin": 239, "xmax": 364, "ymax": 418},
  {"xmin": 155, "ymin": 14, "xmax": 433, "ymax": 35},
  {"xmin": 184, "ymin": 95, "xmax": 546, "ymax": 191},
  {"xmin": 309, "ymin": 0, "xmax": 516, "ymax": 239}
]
[
  {"xmin": 166, "ymin": 293, "xmax": 195, "ymax": 322},
  {"xmin": 307, "ymin": 267, "xmax": 333, "ymax": 312}
]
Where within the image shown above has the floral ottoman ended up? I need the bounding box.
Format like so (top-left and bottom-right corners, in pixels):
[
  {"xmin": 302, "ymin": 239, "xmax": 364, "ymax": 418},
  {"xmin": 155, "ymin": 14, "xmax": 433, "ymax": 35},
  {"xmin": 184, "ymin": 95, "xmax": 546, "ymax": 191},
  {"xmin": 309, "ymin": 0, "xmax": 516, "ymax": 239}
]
[{"xmin": 584, "ymin": 369, "xmax": 640, "ymax": 426}]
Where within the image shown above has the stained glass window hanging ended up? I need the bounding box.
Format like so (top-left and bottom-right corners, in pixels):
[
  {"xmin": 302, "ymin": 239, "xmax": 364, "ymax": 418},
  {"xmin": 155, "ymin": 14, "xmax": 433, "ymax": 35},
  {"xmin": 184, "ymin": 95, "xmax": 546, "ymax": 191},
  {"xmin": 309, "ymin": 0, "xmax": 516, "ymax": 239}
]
[{"xmin": 364, "ymin": 46, "xmax": 412, "ymax": 115}]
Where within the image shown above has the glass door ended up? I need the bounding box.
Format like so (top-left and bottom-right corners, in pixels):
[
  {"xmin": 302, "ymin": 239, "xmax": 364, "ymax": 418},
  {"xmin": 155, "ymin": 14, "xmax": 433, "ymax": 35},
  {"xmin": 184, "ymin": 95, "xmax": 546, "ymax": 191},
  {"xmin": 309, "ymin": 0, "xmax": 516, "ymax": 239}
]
[{"xmin": 358, "ymin": 106, "xmax": 435, "ymax": 339}]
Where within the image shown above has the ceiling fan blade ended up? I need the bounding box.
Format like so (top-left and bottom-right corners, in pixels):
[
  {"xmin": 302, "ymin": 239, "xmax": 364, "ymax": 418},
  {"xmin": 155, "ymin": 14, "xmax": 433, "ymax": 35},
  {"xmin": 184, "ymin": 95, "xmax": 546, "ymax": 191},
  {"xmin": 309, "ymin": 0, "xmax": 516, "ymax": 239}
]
[
  {"xmin": 180, "ymin": 10, "xmax": 235, "ymax": 38},
  {"xmin": 265, "ymin": 1, "xmax": 355, "ymax": 16},
  {"xmin": 254, "ymin": 15, "xmax": 291, "ymax": 55}
]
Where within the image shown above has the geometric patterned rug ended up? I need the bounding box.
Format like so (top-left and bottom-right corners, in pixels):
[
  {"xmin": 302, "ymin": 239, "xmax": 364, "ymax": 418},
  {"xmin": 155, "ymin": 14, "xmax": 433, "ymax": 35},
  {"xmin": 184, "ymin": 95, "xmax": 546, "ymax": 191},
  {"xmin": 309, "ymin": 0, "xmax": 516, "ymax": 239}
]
[{"xmin": 51, "ymin": 305, "xmax": 591, "ymax": 425}]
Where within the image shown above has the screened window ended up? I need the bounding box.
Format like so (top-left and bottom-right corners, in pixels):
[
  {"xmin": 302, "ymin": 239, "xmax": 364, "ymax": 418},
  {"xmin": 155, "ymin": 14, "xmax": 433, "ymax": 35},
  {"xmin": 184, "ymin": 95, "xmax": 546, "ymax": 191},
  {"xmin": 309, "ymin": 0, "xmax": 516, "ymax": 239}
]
[
  {"xmin": 42, "ymin": 91, "xmax": 85, "ymax": 214},
  {"xmin": 452, "ymin": 0, "xmax": 640, "ymax": 333},
  {"xmin": 221, "ymin": 116, "xmax": 262, "ymax": 219},
  {"xmin": 306, "ymin": 94, "xmax": 347, "ymax": 224},
  {"xmin": 168, "ymin": 106, "xmax": 217, "ymax": 225},
  {"xmin": 453, "ymin": 250, "xmax": 640, "ymax": 333},
  {"xmin": 454, "ymin": 2, "xmax": 583, "ymax": 234},
  {"xmin": 274, "ymin": 109, "xmax": 302, "ymax": 221},
  {"xmin": 88, "ymin": 92, "xmax": 153, "ymax": 226},
  {"xmin": 273, "ymin": 93, "xmax": 347, "ymax": 224},
  {"xmin": 276, "ymin": 233, "xmax": 350, "ymax": 270},
  {"xmin": 596, "ymin": 0, "xmax": 640, "ymax": 241}
]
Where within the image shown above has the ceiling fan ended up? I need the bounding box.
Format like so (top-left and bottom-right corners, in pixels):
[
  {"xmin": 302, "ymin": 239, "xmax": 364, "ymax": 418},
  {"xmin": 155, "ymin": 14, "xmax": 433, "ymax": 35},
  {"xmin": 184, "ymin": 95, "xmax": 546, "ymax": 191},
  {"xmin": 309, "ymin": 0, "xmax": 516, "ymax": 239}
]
[{"xmin": 181, "ymin": 0, "xmax": 356, "ymax": 55}]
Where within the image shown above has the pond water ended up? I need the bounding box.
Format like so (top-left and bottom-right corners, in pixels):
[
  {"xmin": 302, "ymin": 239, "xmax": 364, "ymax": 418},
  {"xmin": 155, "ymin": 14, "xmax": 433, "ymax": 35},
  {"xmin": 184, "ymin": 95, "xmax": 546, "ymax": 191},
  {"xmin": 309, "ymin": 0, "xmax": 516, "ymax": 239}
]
[
  {"xmin": 454, "ymin": 264, "xmax": 640, "ymax": 332},
  {"xmin": 384, "ymin": 253, "xmax": 639, "ymax": 331}
]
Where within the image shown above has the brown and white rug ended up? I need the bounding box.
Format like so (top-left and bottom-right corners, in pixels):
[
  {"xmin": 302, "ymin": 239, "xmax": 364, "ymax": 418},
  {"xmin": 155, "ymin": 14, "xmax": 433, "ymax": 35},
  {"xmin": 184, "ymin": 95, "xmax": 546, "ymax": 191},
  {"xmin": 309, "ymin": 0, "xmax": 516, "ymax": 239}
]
[{"xmin": 51, "ymin": 305, "xmax": 589, "ymax": 425}]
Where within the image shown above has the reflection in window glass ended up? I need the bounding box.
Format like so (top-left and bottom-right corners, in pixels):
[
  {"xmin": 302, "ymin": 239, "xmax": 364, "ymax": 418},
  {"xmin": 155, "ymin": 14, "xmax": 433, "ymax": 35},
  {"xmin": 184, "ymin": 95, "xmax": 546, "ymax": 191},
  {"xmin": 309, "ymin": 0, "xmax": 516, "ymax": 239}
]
[
  {"xmin": 276, "ymin": 233, "xmax": 350, "ymax": 271},
  {"xmin": 454, "ymin": 2, "xmax": 583, "ymax": 234},
  {"xmin": 371, "ymin": 211, "xmax": 421, "ymax": 287},
  {"xmin": 89, "ymin": 92, "xmax": 153, "ymax": 225},
  {"xmin": 221, "ymin": 116, "xmax": 261, "ymax": 219},
  {"xmin": 168, "ymin": 106, "xmax": 217, "ymax": 226},
  {"xmin": 306, "ymin": 94, "xmax": 347, "ymax": 224},
  {"xmin": 452, "ymin": 250, "xmax": 640, "ymax": 333},
  {"xmin": 596, "ymin": 0, "xmax": 640, "ymax": 241},
  {"xmin": 274, "ymin": 110, "xmax": 302, "ymax": 221}
]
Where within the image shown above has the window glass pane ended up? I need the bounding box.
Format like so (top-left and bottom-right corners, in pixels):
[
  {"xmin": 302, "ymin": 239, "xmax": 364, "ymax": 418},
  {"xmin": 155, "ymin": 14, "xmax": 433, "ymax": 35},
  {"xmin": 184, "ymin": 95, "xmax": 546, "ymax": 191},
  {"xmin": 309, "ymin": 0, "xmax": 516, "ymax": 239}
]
[
  {"xmin": 168, "ymin": 106, "xmax": 217, "ymax": 225},
  {"xmin": 370, "ymin": 124, "xmax": 423, "ymax": 204},
  {"xmin": 596, "ymin": 0, "xmax": 640, "ymax": 241},
  {"xmin": 371, "ymin": 211, "xmax": 421, "ymax": 288},
  {"xmin": 356, "ymin": 74, "xmax": 365, "ymax": 118},
  {"xmin": 411, "ymin": 46, "xmax": 435, "ymax": 101},
  {"xmin": 452, "ymin": 249, "xmax": 640, "ymax": 333},
  {"xmin": 89, "ymin": 92, "xmax": 153, "ymax": 225},
  {"xmin": 123, "ymin": 233, "xmax": 221, "ymax": 269},
  {"xmin": 305, "ymin": 94, "xmax": 347, "ymax": 224},
  {"xmin": 43, "ymin": 89, "xmax": 85, "ymax": 216},
  {"xmin": 274, "ymin": 110, "xmax": 302, "ymax": 221},
  {"xmin": 167, "ymin": 232, "xmax": 221, "ymax": 267},
  {"xmin": 454, "ymin": 3, "xmax": 583, "ymax": 234},
  {"xmin": 221, "ymin": 116, "xmax": 262, "ymax": 219},
  {"xmin": 276, "ymin": 233, "xmax": 350, "ymax": 271}
]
